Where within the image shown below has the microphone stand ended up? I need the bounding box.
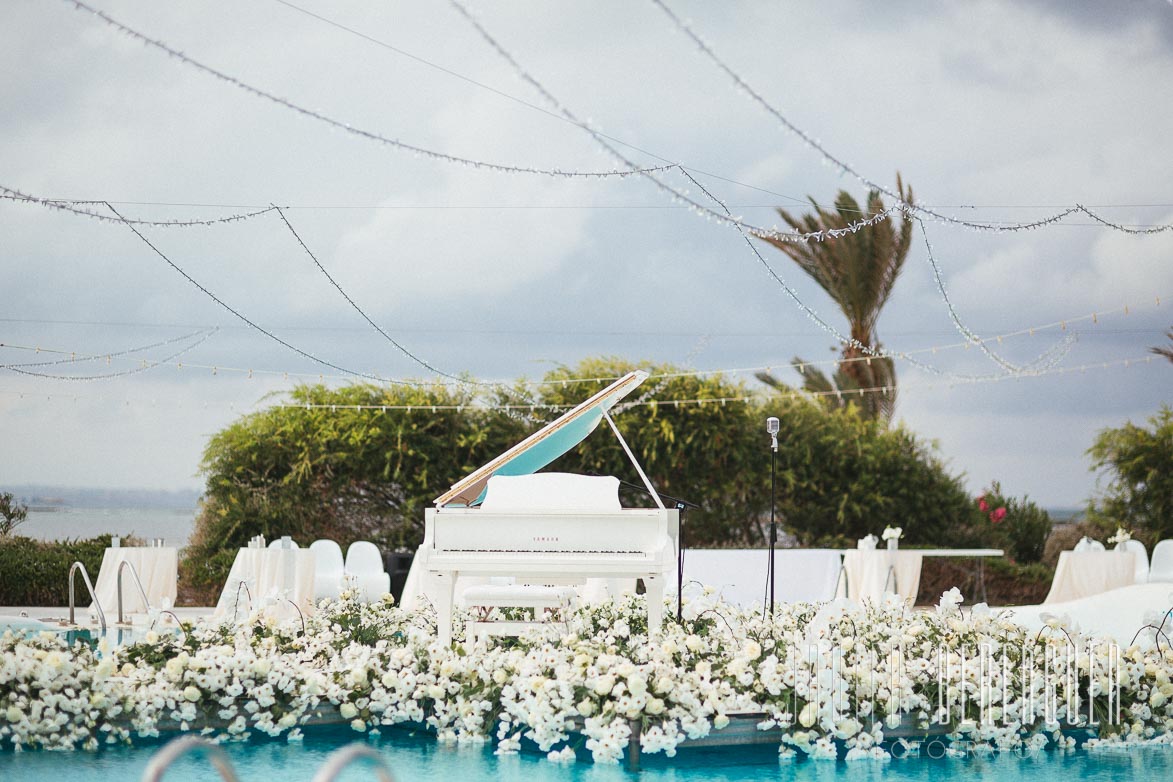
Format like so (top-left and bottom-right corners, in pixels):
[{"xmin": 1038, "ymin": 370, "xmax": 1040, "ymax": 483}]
[
  {"xmin": 766, "ymin": 428, "xmax": 779, "ymax": 615},
  {"xmin": 605, "ymin": 474, "xmax": 699, "ymax": 622}
]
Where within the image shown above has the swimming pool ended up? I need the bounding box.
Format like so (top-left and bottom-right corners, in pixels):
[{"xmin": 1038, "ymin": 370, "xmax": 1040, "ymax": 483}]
[
  {"xmin": 0, "ymin": 614, "xmax": 176, "ymax": 649},
  {"xmin": 0, "ymin": 726, "xmax": 1169, "ymax": 782}
]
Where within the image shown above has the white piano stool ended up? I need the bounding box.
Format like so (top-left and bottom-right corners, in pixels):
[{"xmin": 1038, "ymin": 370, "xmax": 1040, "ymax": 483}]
[{"xmin": 462, "ymin": 584, "xmax": 578, "ymax": 644}]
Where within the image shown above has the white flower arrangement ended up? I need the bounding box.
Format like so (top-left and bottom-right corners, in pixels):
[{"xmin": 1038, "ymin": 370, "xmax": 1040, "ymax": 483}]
[
  {"xmin": 881, "ymin": 526, "xmax": 903, "ymax": 541},
  {"xmin": 2, "ymin": 589, "xmax": 1173, "ymax": 762},
  {"xmin": 1108, "ymin": 527, "xmax": 1132, "ymax": 545}
]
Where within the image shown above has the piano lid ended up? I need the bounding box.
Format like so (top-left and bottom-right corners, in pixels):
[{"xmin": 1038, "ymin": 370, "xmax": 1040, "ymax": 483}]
[{"xmin": 433, "ymin": 370, "xmax": 649, "ymax": 507}]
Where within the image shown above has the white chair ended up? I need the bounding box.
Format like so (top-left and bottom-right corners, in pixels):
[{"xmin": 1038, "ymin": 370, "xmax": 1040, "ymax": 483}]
[
  {"xmin": 345, "ymin": 541, "xmax": 391, "ymax": 602},
  {"xmin": 1149, "ymin": 540, "xmax": 1173, "ymax": 583},
  {"xmin": 267, "ymin": 538, "xmax": 300, "ymax": 549},
  {"xmin": 309, "ymin": 540, "xmax": 345, "ymax": 601},
  {"xmin": 1114, "ymin": 539, "xmax": 1149, "ymax": 584},
  {"xmin": 1073, "ymin": 537, "xmax": 1104, "ymax": 552}
]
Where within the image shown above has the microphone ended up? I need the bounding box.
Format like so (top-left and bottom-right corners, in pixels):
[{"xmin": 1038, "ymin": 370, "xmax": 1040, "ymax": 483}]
[{"xmin": 766, "ymin": 417, "xmax": 780, "ymax": 452}]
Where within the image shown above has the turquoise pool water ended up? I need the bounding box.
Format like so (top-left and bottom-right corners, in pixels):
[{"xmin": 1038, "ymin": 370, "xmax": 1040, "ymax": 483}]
[
  {"xmin": 1, "ymin": 726, "xmax": 1169, "ymax": 782},
  {"xmin": 0, "ymin": 615, "xmax": 181, "ymax": 649}
]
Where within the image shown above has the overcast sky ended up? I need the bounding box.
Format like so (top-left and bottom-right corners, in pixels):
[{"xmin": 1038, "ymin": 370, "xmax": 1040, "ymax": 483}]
[{"xmin": 2, "ymin": 0, "xmax": 1170, "ymax": 508}]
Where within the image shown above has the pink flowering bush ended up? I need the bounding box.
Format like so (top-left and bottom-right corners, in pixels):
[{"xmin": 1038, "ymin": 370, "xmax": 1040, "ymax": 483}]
[{"xmin": 975, "ymin": 482, "xmax": 1051, "ymax": 563}]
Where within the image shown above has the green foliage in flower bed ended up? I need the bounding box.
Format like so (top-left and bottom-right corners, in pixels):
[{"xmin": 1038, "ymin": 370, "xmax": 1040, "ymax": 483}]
[{"xmin": 0, "ymin": 534, "xmax": 115, "ymax": 606}]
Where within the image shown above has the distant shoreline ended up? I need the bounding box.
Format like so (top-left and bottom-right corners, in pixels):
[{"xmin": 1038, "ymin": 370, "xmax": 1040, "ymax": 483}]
[{"xmin": 7, "ymin": 485, "xmax": 201, "ymax": 512}]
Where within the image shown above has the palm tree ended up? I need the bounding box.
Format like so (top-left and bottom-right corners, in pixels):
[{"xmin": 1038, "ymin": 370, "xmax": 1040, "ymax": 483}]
[
  {"xmin": 755, "ymin": 174, "xmax": 914, "ymax": 422},
  {"xmin": 1151, "ymin": 328, "xmax": 1173, "ymax": 363}
]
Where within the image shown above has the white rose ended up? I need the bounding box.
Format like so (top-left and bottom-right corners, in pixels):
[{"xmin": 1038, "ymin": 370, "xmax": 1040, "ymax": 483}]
[
  {"xmin": 646, "ymin": 698, "xmax": 665, "ymax": 715},
  {"xmin": 183, "ymin": 686, "xmax": 201, "ymax": 703},
  {"xmin": 834, "ymin": 717, "xmax": 860, "ymax": 739},
  {"xmin": 350, "ymin": 718, "xmax": 366, "ymax": 732},
  {"xmin": 713, "ymin": 713, "xmax": 730, "ymax": 729},
  {"xmin": 1151, "ymin": 691, "xmax": 1168, "ymax": 709},
  {"xmin": 381, "ymin": 671, "xmax": 399, "ymax": 688},
  {"xmin": 577, "ymin": 699, "xmax": 595, "ymax": 716},
  {"xmin": 594, "ymin": 675, "xmax": 616, "ymax": 696},
  {"xmin": 6, "ymin": 706, "xmax": 22, "ymax": 723},
  {"xmin": 799, "ymin": 702, "xmax": 818, "ymax": 728},
  {"xmin": 339, "ymin": 702, "xmax": 358, "ymax": 719}
]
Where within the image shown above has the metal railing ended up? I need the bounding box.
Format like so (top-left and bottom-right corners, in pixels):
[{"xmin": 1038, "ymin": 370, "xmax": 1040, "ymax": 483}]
[
  {"xmin": 150, "ymin": 610, "xmax": 189, "ymax": 644},
  {"xmin": 141, "ymin": 736, "xmax": 239, "ymax": 782},
  {"xmin": 116, "ymin": 559, "xmax": 152, "ymax": 624},
  {"xmin": 231, "ymin": 580, "xmax": 253, "ymax": 624},
  {"xmin": 140, "ymin": 737, "xmax": 396, "ymax": 782},
  {"xmin": 68, "ymin": 561, "xmax": 106, "ymax": 633},
  {"xmin": 310, "ymin": 744, "xmax": 396, "ymax": 782}
]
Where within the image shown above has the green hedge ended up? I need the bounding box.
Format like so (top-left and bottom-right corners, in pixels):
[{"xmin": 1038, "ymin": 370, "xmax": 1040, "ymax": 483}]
[{"xmin": 0, "ymin": 535, "xmax": 115, "ymax": 606}]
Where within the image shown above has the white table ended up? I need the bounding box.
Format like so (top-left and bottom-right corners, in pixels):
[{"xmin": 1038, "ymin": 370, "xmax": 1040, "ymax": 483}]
[
  {"xmin": 837, "ymin": 548, "xmax": 1003, "ymax": 604},
  {"xmin": 838, "ymin": 550, "xmax": 924, "ymax": 602},
  {"xmin": 213, "ymin": 547, "xmax": 315, "ymax": 619},
  {"xmin": 673, "ymin": 549, "xmax": 843, "ymax": 606},
  {"xmin": 91, "ymin": 546, "xmax": 178, "ymax": 616},
  {"xmin": 1045, "ymin": 550, "xmax": 1137, "ymax": 604}
]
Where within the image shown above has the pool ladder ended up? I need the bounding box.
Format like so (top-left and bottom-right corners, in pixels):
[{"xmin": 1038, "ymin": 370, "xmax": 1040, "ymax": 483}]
[
  {"xmin": 67, "ymin": 561, "xmax": 106, "ymax": 633},
  {"xmin": 117, "ymin": 559, "xmax": 152, "ymax": 625},
  {"xmin": 141, "ymin": 735, "xmax": 397, "ymax": 782}
]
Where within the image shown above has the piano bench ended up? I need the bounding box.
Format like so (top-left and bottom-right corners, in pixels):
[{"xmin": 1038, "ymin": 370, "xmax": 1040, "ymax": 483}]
[{"xmin": 462, "ymin": 584, "xmax": 578, "ymax": 643}]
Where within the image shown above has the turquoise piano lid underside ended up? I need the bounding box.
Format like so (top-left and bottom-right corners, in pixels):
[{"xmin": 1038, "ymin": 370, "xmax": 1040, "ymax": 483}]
[
  {"xmin": 481, "ymin": 409, "xmax": 603, "ymax": 480},
  {"xmin": 436, "ymin": 369, "xmax": 646, "ymax": 508},
  {"xmin": 466, "ymin": 384, "xmax": 631, "ymax": 505}
]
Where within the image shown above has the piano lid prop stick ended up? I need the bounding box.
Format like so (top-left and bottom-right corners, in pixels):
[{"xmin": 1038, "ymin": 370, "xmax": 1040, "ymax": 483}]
[{"xmin": 603, "ymin": 410, "xmax": 665, "ymax": 511}]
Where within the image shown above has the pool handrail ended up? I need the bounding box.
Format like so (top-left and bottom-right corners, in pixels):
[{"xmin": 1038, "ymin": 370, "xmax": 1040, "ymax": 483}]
[
  {"xmin": 231, "ymin": 580, "xmax": 253, "ymax": 624},
  {"xmin": 142, "ymin": 735, "xmax": 240, "ymax": 782},
  {"xmin": 150, "ymin": 609, "xmax": 189, "ymax": 644},
  {"xmin": 310, "ymin": 744, "xmax": 396, "ymax": 782},
  {"xmin": 67, "ymin": 561, "xmax": 106, "ymax": 633},
  {"xmin": 286, "ymin": 598, "xmax": 307, "ymax": 636},
  {"xmin": 116, "ymin": 559, "xmax": 152, "ymax": 625}
]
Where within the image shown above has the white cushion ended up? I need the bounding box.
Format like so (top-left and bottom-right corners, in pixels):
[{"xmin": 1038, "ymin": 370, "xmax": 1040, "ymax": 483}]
[{"xmin": 480, "ymin": 472, "xmax": 620, "ymax": 512}]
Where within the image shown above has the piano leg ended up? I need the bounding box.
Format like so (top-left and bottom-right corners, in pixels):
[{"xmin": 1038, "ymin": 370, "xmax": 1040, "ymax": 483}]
[
  {"xmin": 424, "ymin": 570, "xmax": 456, "ymax": 646},
  {"xmin": 644, "ymin": 574, "xmax": 664, "ymax": 637}
]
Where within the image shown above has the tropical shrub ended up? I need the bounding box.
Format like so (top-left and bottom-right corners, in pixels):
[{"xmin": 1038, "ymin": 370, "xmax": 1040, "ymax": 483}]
[
  {"xmin": 1086, "ymin": 405, "xmax": 1173, "ymax": 543},
  {"xmin": 0, "ymin": 535, "xmax": 115, "ymax": 606},
  {"xmin": 0, "ymin": 492, "xmax": 28, "ymax": 537},
  {"xmin": 759, "ymin": 393, "xmax": 975, "ymax": 547},
  {"xmin": 182, "ymin": 381, "xmax": 527, "ymax": 599},
  {"xmin": 963, "ymin": 481, "xmax": 1052, "ymax": 564}
]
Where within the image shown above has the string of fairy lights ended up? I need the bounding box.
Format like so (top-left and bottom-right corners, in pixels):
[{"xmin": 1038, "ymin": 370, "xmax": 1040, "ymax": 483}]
[
  {"xmin": 0, "ymin": 353, "xmax": 1161, "ymax": 416},
  {"xmin": 1, "ymin": 295, "xmax": 1163, "ymax": 388},
  {"xmin": 58, "ymin": 0, "xmax": 1173, "ymax": 245},
  {"xmin": 441, "ymin": 0, "xmax": 1083, "ymax": 381},
  {"xmin": 2, "ymin": 179, "xmax": 1076, "ymax": 388},
  {"xmin": 0, "ymin": 1, "xmax": 1166, "ymax": 403},
  {"xmin": 647, "ymin": 0, "xmax": 1173, "ymax": 239}
]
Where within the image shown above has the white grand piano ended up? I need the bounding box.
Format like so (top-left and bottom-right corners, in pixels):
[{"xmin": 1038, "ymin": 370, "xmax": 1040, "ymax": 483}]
[{"xmin": 401, "ymin": 370, "xmax": 680, "ymax": 645}]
